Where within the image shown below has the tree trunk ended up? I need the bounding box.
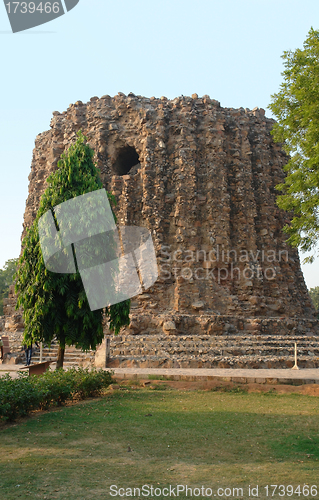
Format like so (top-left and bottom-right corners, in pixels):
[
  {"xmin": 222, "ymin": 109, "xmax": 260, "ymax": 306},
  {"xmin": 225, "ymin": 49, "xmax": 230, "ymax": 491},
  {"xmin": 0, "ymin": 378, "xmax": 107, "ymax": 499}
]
[{"xmin": 56, "ymin": 346, "xmax": 65, "ymax": 369}]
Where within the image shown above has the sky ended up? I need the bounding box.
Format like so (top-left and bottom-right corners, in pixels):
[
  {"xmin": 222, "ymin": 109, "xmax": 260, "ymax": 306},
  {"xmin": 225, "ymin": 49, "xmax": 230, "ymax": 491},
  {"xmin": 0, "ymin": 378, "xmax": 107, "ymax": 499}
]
[{"xmin": 1, "ymin": 0, "xmax": 319, "ymax": 287}]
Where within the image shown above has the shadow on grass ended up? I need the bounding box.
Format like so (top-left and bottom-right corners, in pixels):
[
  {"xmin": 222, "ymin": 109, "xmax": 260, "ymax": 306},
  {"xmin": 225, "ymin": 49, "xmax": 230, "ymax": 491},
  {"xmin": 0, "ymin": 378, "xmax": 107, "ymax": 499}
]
[{"xmin": 1, "ymin": 390, "xmax": 319, "ymax": 499}]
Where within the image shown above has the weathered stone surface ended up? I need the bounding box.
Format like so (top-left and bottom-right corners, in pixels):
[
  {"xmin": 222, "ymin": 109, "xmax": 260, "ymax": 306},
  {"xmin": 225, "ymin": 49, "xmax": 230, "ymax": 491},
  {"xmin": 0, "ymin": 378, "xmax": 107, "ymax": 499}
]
[
  {"xmin": 3, "ymin": 93, "xmax": 318, "ymax": 368},
  {"xmin": 163, "ymin": 321, "xmax": 177, "ymax": 332},
  {"xmin": 192, "ymin": 301, "xmax": 205, "ymax": 310}
]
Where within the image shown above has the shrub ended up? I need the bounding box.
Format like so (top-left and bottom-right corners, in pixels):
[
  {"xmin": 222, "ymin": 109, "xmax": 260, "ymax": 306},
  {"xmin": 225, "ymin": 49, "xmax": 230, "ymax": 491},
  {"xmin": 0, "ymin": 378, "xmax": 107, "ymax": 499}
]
[
  {"xmin": 0, "ymin": 372, "xmax": 41, "ymax": 421},
  {"xmin": 34, "ymin": 369, "xmax": 76, "ymax": 409},
  {"xmin": 71, "ymin": 367, "xmax": 113, "ymax": 399},
  {"xmin": 0, "ymin": 368, "xmax": 114, "ymax": 422}
]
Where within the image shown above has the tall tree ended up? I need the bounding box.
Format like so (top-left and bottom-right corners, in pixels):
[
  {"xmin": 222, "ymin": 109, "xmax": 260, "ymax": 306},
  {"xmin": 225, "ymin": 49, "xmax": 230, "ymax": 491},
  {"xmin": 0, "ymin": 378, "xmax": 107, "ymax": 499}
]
[
  {"xmin": 268, "ymin": 27, "xmax": 319, "ymax": 262},
  {"xmin": 308, "ymin": 286, "xmax": 319, "ymax": 311},
  {"xmin": 0, "ymin": 258, "xmax": 18, "ymax": 316},
  {"xmin": 15, "ymin": 132, "xmax": 130, "ymax": 368}
]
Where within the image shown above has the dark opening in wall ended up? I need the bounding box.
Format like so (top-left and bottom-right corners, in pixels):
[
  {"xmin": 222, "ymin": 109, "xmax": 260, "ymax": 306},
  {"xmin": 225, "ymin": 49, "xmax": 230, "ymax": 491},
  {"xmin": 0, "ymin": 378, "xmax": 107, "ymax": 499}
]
[{"xmin": 113, "ymin": 145, "xmax": 140, "ymax": 176}]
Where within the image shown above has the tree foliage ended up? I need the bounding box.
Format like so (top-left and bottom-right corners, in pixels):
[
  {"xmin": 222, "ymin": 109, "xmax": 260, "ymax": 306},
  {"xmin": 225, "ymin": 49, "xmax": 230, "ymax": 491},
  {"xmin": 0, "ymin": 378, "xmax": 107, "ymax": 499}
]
[
  {"xmin": 308, "ymin": 286, "xmax": 319, "ymax": 311},
  {"xmin": 0, "ymin": 258, "xmax": 18, "ymax": 316},
  {"xmin": 268, "ymin": 27, "xmax": 319, "ymax": 262},
  {"xmin": 14, "ymin": 132, "xmax": 130, "ymax": 360}
]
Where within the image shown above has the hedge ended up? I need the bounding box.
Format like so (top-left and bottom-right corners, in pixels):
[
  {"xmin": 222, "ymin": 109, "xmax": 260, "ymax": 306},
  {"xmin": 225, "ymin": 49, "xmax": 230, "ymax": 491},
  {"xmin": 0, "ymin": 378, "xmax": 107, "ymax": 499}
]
[{"xmin": 0, "ymin": 367, "xmax": 114, "ymax": 422}]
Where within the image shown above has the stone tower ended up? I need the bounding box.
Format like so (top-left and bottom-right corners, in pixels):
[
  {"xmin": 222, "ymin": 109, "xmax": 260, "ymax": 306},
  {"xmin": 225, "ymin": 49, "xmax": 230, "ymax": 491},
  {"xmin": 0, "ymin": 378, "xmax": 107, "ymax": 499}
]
[{"xmin": 19, "ymin": 93, "xmax": 319, "ymax": 368}]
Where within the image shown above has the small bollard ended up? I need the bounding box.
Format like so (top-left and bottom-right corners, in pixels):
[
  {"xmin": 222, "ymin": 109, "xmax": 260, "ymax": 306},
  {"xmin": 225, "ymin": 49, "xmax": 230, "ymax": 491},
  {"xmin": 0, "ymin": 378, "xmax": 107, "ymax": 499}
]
[{"xmin": 292, "ymin": 342, "xmax": 299, "ymax": 370}]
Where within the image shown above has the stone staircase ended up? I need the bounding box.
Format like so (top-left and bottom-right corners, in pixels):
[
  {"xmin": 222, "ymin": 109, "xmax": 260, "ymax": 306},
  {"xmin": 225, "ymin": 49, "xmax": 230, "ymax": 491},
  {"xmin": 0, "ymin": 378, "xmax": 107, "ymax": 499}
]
[
  {"xmin": 107, "ymin": 334, "xmax": 319, "ymax": 369},
  {"xmin": 30, "ymin": 340, "xmax": 96, "ymax": 368},
  {"xmin": 6, "ymin": 332, "xmax": 319, "ymax": 370}
]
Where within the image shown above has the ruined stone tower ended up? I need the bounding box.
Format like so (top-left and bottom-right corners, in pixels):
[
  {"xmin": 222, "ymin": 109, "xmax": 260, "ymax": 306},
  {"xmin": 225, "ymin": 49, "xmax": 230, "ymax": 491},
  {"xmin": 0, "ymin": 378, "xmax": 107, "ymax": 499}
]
[{"xmin": 19, "ymin": 93, "xmax": 319, "ymax": 368}]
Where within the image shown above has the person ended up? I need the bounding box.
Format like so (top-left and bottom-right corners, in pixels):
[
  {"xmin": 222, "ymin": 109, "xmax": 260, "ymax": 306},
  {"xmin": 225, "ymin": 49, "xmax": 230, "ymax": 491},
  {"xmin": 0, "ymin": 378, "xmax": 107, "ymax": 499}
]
[
  {"xmin": 24, "ymin": 343, "xmax": 33, "ymax": 366},
  {"xmin": 0, "ymin": 336, "xmax": 3, "ymax": 361}
]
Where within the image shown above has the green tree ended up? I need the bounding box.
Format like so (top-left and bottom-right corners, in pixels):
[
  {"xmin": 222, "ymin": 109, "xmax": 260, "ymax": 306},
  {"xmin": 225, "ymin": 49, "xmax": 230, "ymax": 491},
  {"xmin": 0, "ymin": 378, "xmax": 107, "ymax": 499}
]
[
  {"xmin": 308, "ymin": 286, "xmax": 319, "ymax": 311},
  {"xmin": 15, "ymin": 132, "xmax": 130, "ymax": 368},
  {"xmin": 268, "ymin": 27, "xmax": 319, "ymax": 262},
  {"xmin": 0, "ymin": 258, "xmax": 18, "ymax": 316}
]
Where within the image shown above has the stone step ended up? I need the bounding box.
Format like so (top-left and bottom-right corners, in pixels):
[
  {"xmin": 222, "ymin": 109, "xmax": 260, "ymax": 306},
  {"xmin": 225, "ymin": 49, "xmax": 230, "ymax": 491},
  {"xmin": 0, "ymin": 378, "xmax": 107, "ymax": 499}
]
[
  {"xmin": 111, "ymin": 338, "xmax": 319, "ymax": 344},
  {"xmin": 107, "ymin": 355, "xmax": 319, "ymax": 370},
  {"xmin": 109, "ymin": 341, "xmax": 319, "ymax": 350},
  {"xmin": 16, "ymin": 333, "xmax": 319, "ymax": 370},
  {"xmin": 24, "ymin": 342, "xmax": 95, "ymax": 368},
  {"xmin": 111, "ymin": 333, "xmax": 319, "ymax": 342},
  {"xmin": 38, "ymin": 347, "xmax": 94, "ymax": 354},
  {"xmin": 106, "ymin": 334, "xmax": 319, "ymax": 369},
  {"xmin": 110, "ymin": 351, "xmax": 319, "ymax": 358},
  {"xmin": 33, "ymin": 350, "xmax": 94, "ymax": 358},
  {"xmin": 110, "ymin": 335, "xmax": 319, "ymax": 342},
  {"xmin": 109, "ymin": 338, "xmax": 319, "ymax": 353}
]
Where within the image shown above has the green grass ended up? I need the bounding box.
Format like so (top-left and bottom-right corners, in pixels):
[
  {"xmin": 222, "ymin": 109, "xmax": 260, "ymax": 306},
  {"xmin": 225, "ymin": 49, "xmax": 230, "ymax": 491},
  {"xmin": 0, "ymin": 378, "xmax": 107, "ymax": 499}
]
[{"xmin": 0, "ymin": 389, "xmax": 318, "ymax": 500}]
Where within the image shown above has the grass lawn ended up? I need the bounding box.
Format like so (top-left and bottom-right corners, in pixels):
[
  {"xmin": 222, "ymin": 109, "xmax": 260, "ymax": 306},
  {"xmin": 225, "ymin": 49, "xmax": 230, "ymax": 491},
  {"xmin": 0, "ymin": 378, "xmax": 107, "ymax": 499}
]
[{"xmin": 0, "ymin": 383, "xmax": 318, "ymax": 500}]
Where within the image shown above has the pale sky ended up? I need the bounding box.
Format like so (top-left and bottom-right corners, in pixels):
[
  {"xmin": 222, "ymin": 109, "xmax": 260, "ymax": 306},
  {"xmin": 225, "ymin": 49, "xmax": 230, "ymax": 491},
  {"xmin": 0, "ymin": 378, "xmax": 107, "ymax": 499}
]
[{"xmin": 1, "ymin": 0, "xmax": 319, "ymax": 288}]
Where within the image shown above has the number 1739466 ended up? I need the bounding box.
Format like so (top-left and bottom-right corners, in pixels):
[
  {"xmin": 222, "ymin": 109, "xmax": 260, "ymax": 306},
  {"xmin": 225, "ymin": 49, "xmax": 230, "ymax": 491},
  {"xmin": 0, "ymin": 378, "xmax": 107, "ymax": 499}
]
[
  {"xmin": 5, "ymin": 2, "xmax": 60, "ymax": 14},
  {"xmin": 264, "ymin": 485, "xmax": 318, "ymax": 497}
]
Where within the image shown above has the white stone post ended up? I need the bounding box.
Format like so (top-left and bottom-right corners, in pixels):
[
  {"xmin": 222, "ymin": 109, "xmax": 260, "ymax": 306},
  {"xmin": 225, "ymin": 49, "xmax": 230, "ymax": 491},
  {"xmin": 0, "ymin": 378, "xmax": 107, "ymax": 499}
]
[{"xmin": 292, "ymin": 342, "xmax": 299, "ymax": 370}]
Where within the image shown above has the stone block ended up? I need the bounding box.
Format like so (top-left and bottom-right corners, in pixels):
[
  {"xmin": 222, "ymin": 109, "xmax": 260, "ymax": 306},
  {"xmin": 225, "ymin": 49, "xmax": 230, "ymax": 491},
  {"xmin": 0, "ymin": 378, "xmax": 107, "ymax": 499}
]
[
  {"xmin": 266, "ymin": 378, "xmax": 278, "ymax": 384},
  {"xmin": 231, "ymin": 377, "xmax": 247, "ymax": 384},
  {"xmin": 254, "ymin": 378, "xmax": 266, "ymax": 384},
  {"xmin": 95, "ymin": 336, "xmax": 110, "ymax": 368},
  {"xmin": 163, "ymin": 321, "xmax": 176, "ymax": 333},
  {"xmin": 246, "ymin": 377, "xmax": 256, "ymax": 383}
]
